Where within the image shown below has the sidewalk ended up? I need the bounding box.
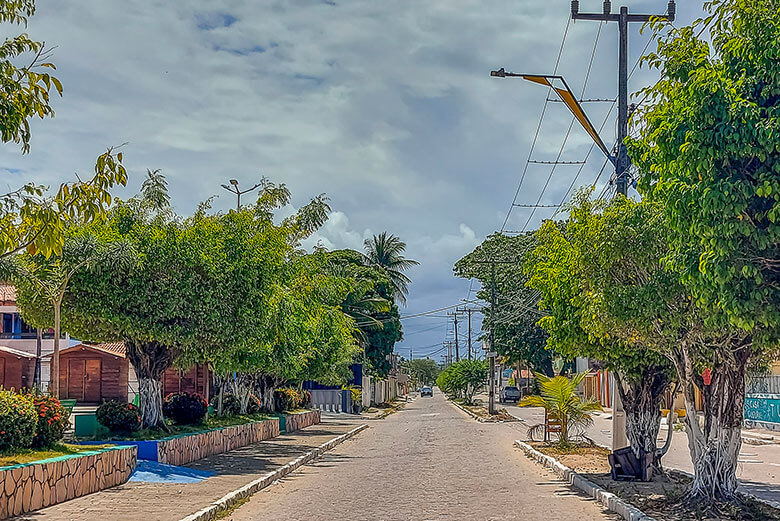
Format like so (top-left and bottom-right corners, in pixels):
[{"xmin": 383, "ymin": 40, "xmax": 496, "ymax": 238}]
[
  {"xmin": 504, "ymin": 402, "xmax": 780, "ymax": 506},
  {"xmin": 18, "ymin": 415, "xmax": 368, "ymax": 521}
]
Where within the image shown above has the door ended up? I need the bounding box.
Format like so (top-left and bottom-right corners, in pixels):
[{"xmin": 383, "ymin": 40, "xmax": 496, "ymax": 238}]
[
  {"xmin": 84, "ymin": 359, "xmax": 101, "ymax": 402},
  {"xmin": 67, "ymin": 359, "xmax": 85, "ymax": 400},
  {"xmin": 0, "ymin": 357, "xmax": 5, "ymax": 388}
]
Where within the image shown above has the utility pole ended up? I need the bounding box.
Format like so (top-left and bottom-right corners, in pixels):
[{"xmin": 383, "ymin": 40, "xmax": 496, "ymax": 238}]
[
  {"xmin": 457, "ymin": 307, "xmax": 477, "ymax": 360},
  {"xmin": 571, "ymin": 0, "xmax": 675, "ymax": 196},
  {"xmin": 571, "ymin": 0, "xmax": 675, "ymax": 451},
  {"xmin": 220, "ymin": 179, "xmax": 262, "ymax": 211},
  {"xmin": 447, "ymin": 312, "xmax": 461, "ymax": 362},
  {"xmin": 488, "ymin": 263, "xmax": 497, "ymax": 415}
]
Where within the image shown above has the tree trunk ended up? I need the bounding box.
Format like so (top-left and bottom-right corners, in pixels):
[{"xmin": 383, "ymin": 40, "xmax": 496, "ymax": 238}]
[
  {"xmin": 51, "ymin": 303, "xmax": 61, "ymax": 398},
  {"xmin": 125, "ymin": 339, "xmax": 176, "ymax": 429},
  {"xmin": 229, "ymin": 373, "xmax": 254, "ymax": 414},
  {"xmin": 670, "ymin": 340, "xmax": 750, "ymax": 504},
  {"xmin": 615, "ymin": 368, "xmax": 670, "ymax": 472},
  {"xmin": 33, "ymin": 328, "xmax": 42, "ymax": 388}
]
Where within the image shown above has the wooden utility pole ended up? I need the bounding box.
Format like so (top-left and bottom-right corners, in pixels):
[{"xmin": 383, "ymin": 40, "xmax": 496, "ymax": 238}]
[
  {"xmin": 571, "ymin": 0, "xmax": 676, "ymax": 448},
  {"xmin": 571, "ymin": 0, "xmax": 675, "ymax": 196},
  {"xmin": 457, "ymin": 307, "xmax": 478, "ymax": 360},
  {"xmin": 488, "ymin": 263, "xmax": 497, "ymax": 415},
  {"xmin": 447, "ymin": 311, "xmax": 461, "ymax": 362}
]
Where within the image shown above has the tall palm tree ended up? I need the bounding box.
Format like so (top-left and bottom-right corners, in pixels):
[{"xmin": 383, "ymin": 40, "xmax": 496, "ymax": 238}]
[{"xmin": 363, "ymin": 232, "xmax": 419, "ymax": 305}]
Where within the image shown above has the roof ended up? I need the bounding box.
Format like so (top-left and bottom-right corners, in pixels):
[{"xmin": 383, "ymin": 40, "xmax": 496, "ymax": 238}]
[
  {"xmin": 0, "ymin": 285, "xmax": 16, "ymax": 304},
  {"xmin": 0, "ymin": 345, "xmax": 36, "ymax": 358},
  {"xmin": 49, "ymin": 342, "xmax": 126, "ymax": 358}
]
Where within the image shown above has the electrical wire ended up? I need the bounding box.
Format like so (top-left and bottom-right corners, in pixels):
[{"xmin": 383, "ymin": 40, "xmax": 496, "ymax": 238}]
[
  {"xmin": 518, "ymin": 20, "xmax": 603, "ymax": 232},
  {"xmin": 500, "ymin": 17, "xmax": 571, "ymax": 232}
]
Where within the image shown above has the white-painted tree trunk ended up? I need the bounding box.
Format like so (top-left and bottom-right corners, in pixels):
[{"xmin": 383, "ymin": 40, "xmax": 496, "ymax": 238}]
[
  {"xmin": 671, "ymin": 341, "xmax": 750, "ymax": 503},
  {"xmin": 138, "ymin": 377, "xmax": 164, "ymax": 428}
]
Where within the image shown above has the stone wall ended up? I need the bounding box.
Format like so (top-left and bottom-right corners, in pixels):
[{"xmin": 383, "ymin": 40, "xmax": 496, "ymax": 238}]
[
  {"xmin": 157, "ymin": 418, "xmax": 280, "ymax": 466},
  {"xmin": 283, "ymin": 410, "xmax": 321, "ymax": 433},
  {"xmin": 0, "ymin": 446, "xmax": 136, "ymax": 519}
]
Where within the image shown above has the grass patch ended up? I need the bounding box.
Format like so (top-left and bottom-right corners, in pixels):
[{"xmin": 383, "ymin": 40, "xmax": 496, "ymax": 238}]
[
  {"xmin": 215, "ymin": 496, "xmax": 251, "ymax": 520},
  {"xmin": 0, "ymin": 443, "xmax": 115, "ymax": 468}
]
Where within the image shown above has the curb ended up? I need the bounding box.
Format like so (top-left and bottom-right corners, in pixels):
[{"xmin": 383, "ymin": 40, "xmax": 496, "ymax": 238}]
[
  {"xmin": 179, "ymin": 424, "xmax": 369, "ymax": 521},
  {"xmin": 450, "ymin": 399, "xmax": 487, "ymax": 422},
  {"xmin": 514, "ymin": 440, "xmax": 655, "ymax": 521},
  {"xmin": 449, "ymin": 399, "xmax": 519, "ymax": 423}
]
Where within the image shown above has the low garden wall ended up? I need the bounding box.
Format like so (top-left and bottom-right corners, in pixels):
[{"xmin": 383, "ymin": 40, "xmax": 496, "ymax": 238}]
[
  {"xmin": 0, "ymin": 445, "xmax": 137, "ymax": 520},
  {"xmin": 157, "ymin": 418, "xmax": 280, "ymax": 466},
  {"xmin": 282, "ymin": 409, "xmax": 321, "ymax": 433}
]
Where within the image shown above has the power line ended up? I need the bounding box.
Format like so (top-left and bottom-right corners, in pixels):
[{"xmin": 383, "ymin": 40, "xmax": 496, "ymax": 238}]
[
  {"xmin": 500, "ymin": 17, "xmax": 571, "ymax": 233},
  {"xmin": 517, "ymin": 20, "xmax": 604, "ymax": 232}
]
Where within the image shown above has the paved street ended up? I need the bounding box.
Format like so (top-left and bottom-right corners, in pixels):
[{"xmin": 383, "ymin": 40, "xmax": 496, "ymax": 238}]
[
  {"xmin": 227, "ymin": 394, "xmax": 616, "ymax": 521},
  {"xmin": 504, "ymin": 403, "xmax": 780, "ymax": 506}
]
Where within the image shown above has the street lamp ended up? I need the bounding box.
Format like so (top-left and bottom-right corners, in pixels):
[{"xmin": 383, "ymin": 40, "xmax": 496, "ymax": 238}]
[{"xmin": 221, "ymin": 179, "xmax": 262, "ymax": 211}]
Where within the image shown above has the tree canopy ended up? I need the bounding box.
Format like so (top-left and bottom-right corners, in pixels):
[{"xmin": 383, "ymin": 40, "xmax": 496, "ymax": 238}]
[{"xmin": 454, "ymin": 232, "xmax": 556, "ymax": 376}]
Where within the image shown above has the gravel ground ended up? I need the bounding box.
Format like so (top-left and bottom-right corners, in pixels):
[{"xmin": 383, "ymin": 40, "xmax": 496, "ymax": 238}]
[{"xmin": 227, "ymin": 393, "xmax": 618, "ymax": 521}]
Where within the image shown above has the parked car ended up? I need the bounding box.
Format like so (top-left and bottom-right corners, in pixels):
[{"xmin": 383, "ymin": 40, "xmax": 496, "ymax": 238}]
[
  {"xmin": 499, "ymin": 386, "xmax": 521, "ymax": 404},
  {"xmin": 420, "ymin": 386, "xmax": 433, "ymax": 397}
]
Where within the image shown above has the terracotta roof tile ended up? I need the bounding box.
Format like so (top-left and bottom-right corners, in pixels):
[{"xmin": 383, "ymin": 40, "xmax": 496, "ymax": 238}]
[{"xmin": 0, "ymin": 285, "xmax": 16, "ymax": 304}]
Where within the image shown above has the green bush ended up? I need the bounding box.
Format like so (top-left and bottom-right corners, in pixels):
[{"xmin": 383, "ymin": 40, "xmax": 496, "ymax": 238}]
[
  {"xmin": 274, "ymin": 388, "xmax": 302, "ymax": 411},
  {"xmin": 163, "ymin": 392, "xmax": 208, "ymax": 425},
  {"xmin": 0, "ymin": 390, "xmax": 37, "ymax": 451},
  {"xmin": 28, "ymin": 392, "xmax": 68, "ymax": 448},
  {"xmin": 96, "ymin": 401, "xmax": 141, "ymax": 433},
  {"xmin": 212, "ymin": 393, "xmax": 262, "ymax": 416},
  {"xmin": 436, "ymin": 360, "xmax": 488, "ymax": 404}
]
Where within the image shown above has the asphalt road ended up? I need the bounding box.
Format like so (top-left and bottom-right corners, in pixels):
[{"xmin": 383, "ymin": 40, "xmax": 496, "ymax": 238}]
[{"xmin": 227, "ymin": 393, "xmax": 617, "ymax": 521}]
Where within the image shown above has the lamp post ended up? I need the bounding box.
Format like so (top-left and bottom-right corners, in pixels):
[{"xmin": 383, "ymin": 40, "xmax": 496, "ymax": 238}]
[{"xmin": 220, "ymin": 179, "xmax": 262, "ymax": 211}]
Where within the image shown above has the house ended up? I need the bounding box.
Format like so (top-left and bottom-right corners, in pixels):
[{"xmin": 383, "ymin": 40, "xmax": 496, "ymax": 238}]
[
  {"xmin": 50, "ymin": 341, "xmax": 210, "ymax": 404},
  {"xmin": 0, "ymin": 345, "xmax": 36, "ymax": 390},
  {"xmin": 55, "ymin": 343, "xmax": 129, "ymax": 403}
]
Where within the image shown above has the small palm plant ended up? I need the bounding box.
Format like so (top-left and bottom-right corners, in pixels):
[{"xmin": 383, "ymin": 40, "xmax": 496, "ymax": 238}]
[{"xmin": 519, "ymin": 371, "xmax": 602, "ymax": 447}]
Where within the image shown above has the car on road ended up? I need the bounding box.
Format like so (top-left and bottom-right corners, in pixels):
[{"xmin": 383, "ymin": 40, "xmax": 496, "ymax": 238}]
[
  {"xmin": 499, "ymin": 386, "xmax": 521, "ymax": 404},
  {"xmin": 420, "ymin": 386, "xmax": 433, "ymax": 397}
]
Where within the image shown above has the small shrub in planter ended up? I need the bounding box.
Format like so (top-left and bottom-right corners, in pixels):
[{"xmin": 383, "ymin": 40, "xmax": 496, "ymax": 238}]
[
  {"xmin": 213, "ymin": 393, "xmax": 263, "ymax": 416},
  {"xmin": 217, "ymin": 393, "xmax": 241, "ymax": 416},
  {"xmin": 163, "ymin": 392, "xmax": 208, "ymax": 425},
  {"xmin": 274, "ymin": 388, "xmax": 302, "ymax": 412},
  {"xmin": 96, "ymin": 401, "xmax": 141, "ymax": 434},
  {"xmin": 0, "ymin": 389, "xmax": 37, "ymax": 450},
  {"xmin": 27, "ymin": 392, "xmax": 68, "ymax": 448}
]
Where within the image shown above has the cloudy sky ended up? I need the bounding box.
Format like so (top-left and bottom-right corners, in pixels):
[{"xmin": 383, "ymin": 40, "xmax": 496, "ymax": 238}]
[{"xmin": 2, "ymin": 0, "xmax": 705, "ymax": 363}]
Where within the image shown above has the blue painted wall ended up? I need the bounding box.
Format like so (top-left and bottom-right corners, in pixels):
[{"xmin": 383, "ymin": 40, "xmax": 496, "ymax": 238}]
[{"xmin": 744, "ymin": 393, "xmax": 780, "ymax": 425}]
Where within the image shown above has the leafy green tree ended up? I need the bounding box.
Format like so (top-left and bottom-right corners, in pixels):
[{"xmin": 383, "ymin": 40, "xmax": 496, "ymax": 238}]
[
  {"xmin": 436, "ymin": 359, "xmax": 487, "ymax": 404},
  {"xmin": 3, "ymin": 235, "xmax": 133, "ymax": 398},
  {"xmin": 0, "ymin": 2, "xmax": 127, "ymax": 259},
  {"xmin": 520, "ymin": 372, "xmax": 602, "ymax": 448},
  {"xmin": 454, "ymin": 233, "xmax": 557, "ymax": 376},
  {"xmin": 402, "ymin": 358, "xmax": 440, "ymax": 387},
  {"xmin": 1, "ymin": 0, "xmax": 62, "ymax": 153},
  {"xmin": 526, "ymin": 193, "xmax": 676, "ymax": 468},
  {"xmin": 626, "ymin": 0, "xmax": 780, "ymax": 502},
  {"xmin": 363, "ymin": 232, "xmax": 419, "ymax": 305}
]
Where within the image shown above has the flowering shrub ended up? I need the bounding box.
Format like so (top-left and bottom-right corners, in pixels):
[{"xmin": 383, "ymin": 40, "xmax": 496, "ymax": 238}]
[
  {"xmin": 274, "ymin": 388, "xmax": 302, "ymax": 411},
  {"xmin": 96, "ymin": 401, "xmax": 141, "ymax": 433},
  {"xmin": 163, "ymin": 392, "xmax": 207, "ymax": 425},
  {"xmin": 28, "ymin": 392, "xmax": 68, "ymax": 448},
  {"xmin": 0, "ymin": 390, "xmax": 37, "ymax": 450}
]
